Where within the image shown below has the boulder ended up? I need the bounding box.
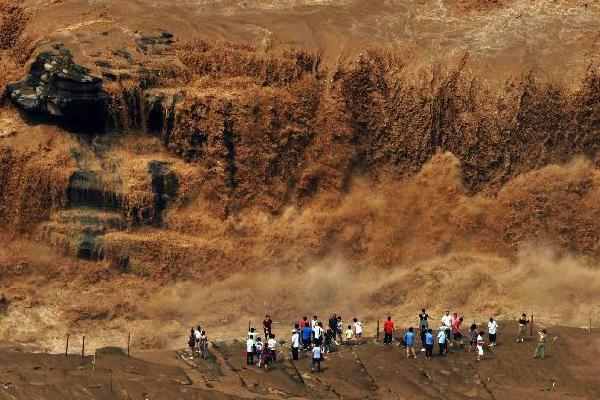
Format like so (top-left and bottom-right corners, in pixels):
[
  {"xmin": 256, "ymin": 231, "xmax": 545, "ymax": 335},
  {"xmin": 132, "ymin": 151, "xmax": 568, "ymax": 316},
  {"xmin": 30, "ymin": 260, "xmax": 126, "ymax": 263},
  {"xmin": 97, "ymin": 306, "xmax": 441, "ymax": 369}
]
[{"xmin": 6, "ymin": 50, "xmax": 108, "ymax": 128}]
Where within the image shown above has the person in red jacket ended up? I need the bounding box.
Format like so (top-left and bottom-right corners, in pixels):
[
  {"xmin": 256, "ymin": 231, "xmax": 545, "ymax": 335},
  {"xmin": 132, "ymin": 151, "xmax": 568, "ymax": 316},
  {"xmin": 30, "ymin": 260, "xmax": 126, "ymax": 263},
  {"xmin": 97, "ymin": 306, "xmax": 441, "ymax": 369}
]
[{"xmin": 383, "ymin": 316, "xmax": 395, "ymax": 345}]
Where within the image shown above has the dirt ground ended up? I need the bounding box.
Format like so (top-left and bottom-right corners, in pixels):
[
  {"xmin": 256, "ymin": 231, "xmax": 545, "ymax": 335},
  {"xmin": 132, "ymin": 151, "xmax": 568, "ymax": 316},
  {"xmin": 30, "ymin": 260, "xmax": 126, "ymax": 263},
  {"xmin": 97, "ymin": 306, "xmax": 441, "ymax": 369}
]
[{"xmin": 1, "ymin": 324, "xmax": 598, "ymax": 399}]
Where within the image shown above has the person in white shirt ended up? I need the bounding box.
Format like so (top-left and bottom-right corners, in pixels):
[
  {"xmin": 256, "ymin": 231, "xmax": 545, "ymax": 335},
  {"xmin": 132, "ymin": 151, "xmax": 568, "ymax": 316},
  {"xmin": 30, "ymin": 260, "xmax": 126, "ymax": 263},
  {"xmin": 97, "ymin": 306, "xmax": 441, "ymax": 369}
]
[
  {"xmin": 353, "ymin": 317, "xmax": 363, "ymax": 344},
  {"xmin": 476, "ymin": 330, "xmax": 485, "ymax": 361},
  {"xmin": 311, "ymin": 345, "xmax": 322, "ymax": 372},
  {"xmin": 487, "ymin": 317, "xmax": 499, "ymax": 346},
  {"xmin": 248, "ymin": 327, "xmax": 258, "ymax": 341},
  {"xmin": 441, "ymin": 311, "xmax": 452, "ymax": 330},
  {"xmin": 291, "ymin": 329, "xmax": 300, "ymax": 360},
  {"xmin": 267, "ymin": 334, "xmax": 277, "ymax": 362},
  {"xmin": 311, "ymin": 315, "xmax": 319, "ymax": 330},
  {"xmin": 313, "ymin": 321, "xmax": 325, "ymax": 346},
  {"xmin": 194, "ymin": 326, "xmax": 202, "ymax": 355},
  {"xmin": 246, "ymin": 337, "xmax": 255, "ymax": 365},
  {"xmin": 255, "ymin": 338, "xmax": 264, "ymax": 367}
]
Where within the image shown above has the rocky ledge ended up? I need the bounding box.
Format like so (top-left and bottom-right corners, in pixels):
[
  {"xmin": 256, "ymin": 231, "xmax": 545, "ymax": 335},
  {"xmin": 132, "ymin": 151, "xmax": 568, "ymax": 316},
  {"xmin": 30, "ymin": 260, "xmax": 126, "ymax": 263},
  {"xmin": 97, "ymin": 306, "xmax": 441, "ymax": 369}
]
[{"xmin": 6, "ymin": 49, "xmax": 108, "ymax": 127}]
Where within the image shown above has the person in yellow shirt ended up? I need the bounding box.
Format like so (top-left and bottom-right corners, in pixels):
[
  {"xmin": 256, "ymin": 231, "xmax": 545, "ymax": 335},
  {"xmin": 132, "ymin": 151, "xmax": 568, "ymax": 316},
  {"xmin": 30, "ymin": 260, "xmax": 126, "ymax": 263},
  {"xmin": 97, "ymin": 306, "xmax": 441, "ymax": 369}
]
[{"xmin": 345, "ymin": 325, "xmax": 353, "ymax": 347}]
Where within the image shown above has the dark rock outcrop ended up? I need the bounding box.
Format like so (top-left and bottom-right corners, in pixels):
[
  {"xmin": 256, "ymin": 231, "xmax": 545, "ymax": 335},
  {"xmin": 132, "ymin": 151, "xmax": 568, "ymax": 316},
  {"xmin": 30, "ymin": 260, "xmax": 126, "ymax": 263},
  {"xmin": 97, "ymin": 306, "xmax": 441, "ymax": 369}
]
[
  {"xmin": 148, "ymin": 160, "xmax": 178, "ymax": 226},
  {"xmin": 7, "ymin": 50, "xmax": 108, "ymax": 129}
]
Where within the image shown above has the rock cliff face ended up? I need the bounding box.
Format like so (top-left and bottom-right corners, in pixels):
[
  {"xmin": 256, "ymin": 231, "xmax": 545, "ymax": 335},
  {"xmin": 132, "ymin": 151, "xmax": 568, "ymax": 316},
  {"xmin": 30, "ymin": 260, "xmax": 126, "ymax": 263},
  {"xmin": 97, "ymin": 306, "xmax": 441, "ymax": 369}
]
[{"xmin": 7, "ymin": 49, "xmax": 108, "ymax": 129}]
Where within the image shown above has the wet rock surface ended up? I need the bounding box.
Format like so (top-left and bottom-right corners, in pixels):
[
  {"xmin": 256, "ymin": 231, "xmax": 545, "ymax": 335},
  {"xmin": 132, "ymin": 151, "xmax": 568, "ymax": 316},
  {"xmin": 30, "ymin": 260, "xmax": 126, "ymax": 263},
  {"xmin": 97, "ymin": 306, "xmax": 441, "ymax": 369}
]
[{"xmin": 7, "ymin": 49, "xmax": 108, "ymax": 127}]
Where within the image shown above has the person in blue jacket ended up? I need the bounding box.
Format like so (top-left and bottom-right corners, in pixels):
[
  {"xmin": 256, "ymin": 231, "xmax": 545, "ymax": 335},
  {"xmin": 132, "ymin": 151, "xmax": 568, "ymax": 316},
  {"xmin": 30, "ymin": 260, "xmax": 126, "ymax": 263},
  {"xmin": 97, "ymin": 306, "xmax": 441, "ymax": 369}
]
[
  {"xmin": 425, "ymin": 328, "xmax": 434, "ymax": 359},
  {"xmin": 302, "ymin": 324, "xmax": 312, "ymax": 351},
  {"xmin": 404, "ymin": 327, "xmax": 417, "ymax": 359}
]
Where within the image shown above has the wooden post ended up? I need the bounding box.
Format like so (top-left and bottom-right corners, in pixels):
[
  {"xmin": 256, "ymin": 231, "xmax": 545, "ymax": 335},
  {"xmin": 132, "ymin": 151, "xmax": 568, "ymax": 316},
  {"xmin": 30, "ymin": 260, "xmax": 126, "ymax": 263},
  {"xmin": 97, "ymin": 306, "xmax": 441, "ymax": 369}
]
[
  {"xmin": 376, "ymin": 319, "xmax": 380, "ymax": 342},
  {"xmin": 127, "ymin": 333, "xmax": 131, "ymax": 357},
  {"xmin": 590, "ymin": 317, "xmax": 592, "ymax": 334},
  {"xmin": 530, "ymin": 315, "xmax": 534, "ymax": 337},
  {"xmin": 65, "ymin": 334, "xmax": 70, "ymax": 356},
  {"xmin": 81, "ymin": 336, "xmax": 85, "ymax": 358}
]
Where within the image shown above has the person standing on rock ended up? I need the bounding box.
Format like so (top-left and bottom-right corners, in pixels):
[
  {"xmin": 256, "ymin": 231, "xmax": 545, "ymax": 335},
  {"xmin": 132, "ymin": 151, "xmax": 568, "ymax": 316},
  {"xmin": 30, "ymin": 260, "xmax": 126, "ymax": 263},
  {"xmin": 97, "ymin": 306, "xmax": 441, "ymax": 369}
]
[
  {"xmin": 263, "ymin": 314, "xmax": 273, "ymax": 339},
  {"xmin": 324, "ymin": 326, "xmax": 335, "ymax": 353},
  {"xmin": 438, "ymin": 327, "xmax": 448, "ymax": 356},
  {"xmin": 329, "ymin": 314, "xmax": 338, "ymax": 334},
  {"xmin": 345, "ymin": 325, "xmax": 353, "ymax": 347},
  {"xmin": 246, "ymin": 335, "xmax": 255, "ymax": 365},
  {"xmin": 195, "ymin": 325, "xmax": 202, "ymax": 356},
  {"xmin": 419, "ymin": 309, "xmax": 429, "ymax": 351},
  {"xmin": 313, "ymin": 321, "xmax": 325, "ymax": 347},
  {"xmin": 188, "ymin": 328, "xmax": 196, "ymax": 358},
  {"xmin": 476, "ymin": 330, "xmax": 485, "ymax": 361},
  {"xmin": 353, "ymin": 318, "xmax": 363, "ymax": 344},
  {"xmin": 419, "ymin": 309, "xmax": 429, "ymax": 330},
  {"xmin": 468, "ymin": 323, "xmax": 478, "ymax": 352},
  {"xmin": 199, "ymin": 330, "xmax": 209, "ymax": 359},
  {"xmin": 383, "ymin": 316, "xmax": 395, "ymax": 345},
  {"xmin": 311, "ymin": 315, "xmax": 319, "ymax": 330},
  {"xmin": 311, "ymin": 344, "xmax": 322, "ymax": 372},
  {"xmin": 517, "ymin": 314, "xmax": 529, "ymax": 343},
  {"xmin": 533, "ymin": 329, "xmax": 547, "ymax": 359},
  {"xmin": 336, "ymin": 316, "xmax": 343, "ymax": 341},
  {"xmin": 255, "ymin": 337, "xmax": 264, "ymax": 367},
  {"xmin": 248, "ymin": 327, "xmax": 258, "ymax": 341},
  {"xmin": 488, "ymin": 317, "xmax": 499, "ymax": 347},
  {"xmin": 425, "ymin": 329, "xmax": 434, "ymax": 359},
  {"xmin": 291, "ymin": 327, "xmax": 300, "ymax": 360},
  {"xmin": 404, "ymin": 327, "xmax": 417, "ymax": 359},
  {"xmin": 442, "ymin": 311, "xmax": 452, "ymax": 332},
  {"xmin": 268, "ymin": 333, "xmax": 277, "ymax": 362},
  {"xmin": 452, "ymin": 316, "xmax": 464, "ymax": 347},
  {"xmin": 302, "ymin": 323, "xmax": 312, "ymax": 351}
]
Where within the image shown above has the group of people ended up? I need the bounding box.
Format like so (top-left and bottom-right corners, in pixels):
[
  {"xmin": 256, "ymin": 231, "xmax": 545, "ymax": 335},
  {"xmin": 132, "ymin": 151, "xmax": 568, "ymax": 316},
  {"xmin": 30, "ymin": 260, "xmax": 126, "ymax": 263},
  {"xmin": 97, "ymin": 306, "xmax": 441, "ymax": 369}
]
[
  {"xmin": 386, "ymin": 310, "xmax": 547, "ymax": 361},
  {"xmin": 189, "ymin": 310, "xmax": 550, "ymax": 372},
  {"xmin": 242, "ymin": 314, "xmax": 279, "ymax": 371},
  {"xmin": 408, "ymin": 309, "xmax": 499, "ymax": 361},
  {"xmin": 187, "ymin": 325, "xmax": 209, "ymax": 358},
  {"xmin": 244, "ymin": 314, "xmax": 365, "ymax": 372}
]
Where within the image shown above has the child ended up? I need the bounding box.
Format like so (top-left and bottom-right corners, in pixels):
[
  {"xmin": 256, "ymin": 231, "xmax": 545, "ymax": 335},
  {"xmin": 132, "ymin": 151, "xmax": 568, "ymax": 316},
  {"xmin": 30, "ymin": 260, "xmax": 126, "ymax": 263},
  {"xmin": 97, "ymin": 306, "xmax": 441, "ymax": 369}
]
[
  {"xmin": 255, "ymin": 337, "xmax": 264, "ymax": 367},
  {"xmin": 425, "ymin": 329, "xmax": 434, "ymax": 359},
  {"xmin": 353, "ymin": 318, "xmax": 363, "ymax": 344},
  {"xmin": 345, "ymin": 325, "xmax": 353, "ymax": 347},
  {"xmin": 476, "ymin": 330, "xmax": 485, "ymax": 361},
  {"xmin": 311, "ymin": 344, "xmax": 322, "ymax": 372},
  {"xmin": 404, "ymin": 327, "xmax": 417, "ymax": 359},
  {"xmin": 336, "ymin": 316, "xmax": 343, "ymax": 341}
]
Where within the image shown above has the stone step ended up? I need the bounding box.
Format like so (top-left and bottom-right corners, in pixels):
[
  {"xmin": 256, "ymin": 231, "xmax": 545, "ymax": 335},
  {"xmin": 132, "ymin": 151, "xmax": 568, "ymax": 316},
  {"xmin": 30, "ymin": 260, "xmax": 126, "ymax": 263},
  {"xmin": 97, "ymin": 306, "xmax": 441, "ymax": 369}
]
[
  {"xmin": 66, "ymin": 170, "xmax": 123, "ymax": 210},
  {"xmin": 52, "ymin": 207, "xmax": 125, "ymax": 230},
  {"xmin": 39, "ymin": 207, "xmax": 126, "ymax": 260}
]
